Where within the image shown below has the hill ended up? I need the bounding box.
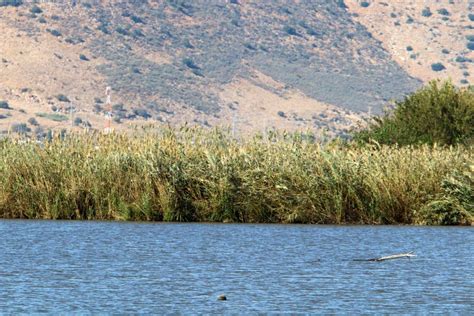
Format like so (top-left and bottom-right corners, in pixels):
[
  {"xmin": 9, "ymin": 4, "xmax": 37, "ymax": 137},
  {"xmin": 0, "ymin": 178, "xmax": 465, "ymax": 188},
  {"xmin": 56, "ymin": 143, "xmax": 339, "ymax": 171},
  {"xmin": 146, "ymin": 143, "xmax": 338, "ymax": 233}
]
[{"xmin": 0, "ymin": 0, "xmax": 470, "ymax": 137}]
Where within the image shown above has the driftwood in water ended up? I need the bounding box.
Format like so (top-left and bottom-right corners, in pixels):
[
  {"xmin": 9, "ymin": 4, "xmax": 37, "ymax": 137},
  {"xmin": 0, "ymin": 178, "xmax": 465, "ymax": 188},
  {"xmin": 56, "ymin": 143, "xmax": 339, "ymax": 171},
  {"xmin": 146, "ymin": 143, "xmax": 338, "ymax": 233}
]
[{"xmin": 354, "ymin": 251, "xmax": 416, "ymax": 262}]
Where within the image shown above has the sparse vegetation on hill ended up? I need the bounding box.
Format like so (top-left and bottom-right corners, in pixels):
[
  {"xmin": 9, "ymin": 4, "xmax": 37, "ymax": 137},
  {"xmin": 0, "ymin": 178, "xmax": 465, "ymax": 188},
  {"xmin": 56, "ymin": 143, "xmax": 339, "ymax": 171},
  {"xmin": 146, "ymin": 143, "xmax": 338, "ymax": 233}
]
[
  {"xmin": 353, "ymin": 81, "xmax": 474, "ymax": 146},
  {"xmin": 0, "ymin": 1, "xmax": 471, "ymax": 135}
]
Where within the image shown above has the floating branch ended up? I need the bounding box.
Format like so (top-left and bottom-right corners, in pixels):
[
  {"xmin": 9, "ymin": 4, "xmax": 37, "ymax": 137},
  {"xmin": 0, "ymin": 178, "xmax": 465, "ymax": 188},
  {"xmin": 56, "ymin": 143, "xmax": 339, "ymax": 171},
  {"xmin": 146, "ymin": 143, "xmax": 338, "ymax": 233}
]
[{"xmin": 354, "ymin": 252, "xmax": 416, "ymax": 262}]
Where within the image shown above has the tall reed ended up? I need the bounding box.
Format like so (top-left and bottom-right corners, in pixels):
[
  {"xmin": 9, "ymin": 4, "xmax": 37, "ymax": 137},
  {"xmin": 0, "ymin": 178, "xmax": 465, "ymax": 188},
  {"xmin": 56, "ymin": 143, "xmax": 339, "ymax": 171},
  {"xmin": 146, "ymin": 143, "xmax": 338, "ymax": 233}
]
[{"xmin": 0, "ymin": 128, "xmax": 472, "ymax": 224}]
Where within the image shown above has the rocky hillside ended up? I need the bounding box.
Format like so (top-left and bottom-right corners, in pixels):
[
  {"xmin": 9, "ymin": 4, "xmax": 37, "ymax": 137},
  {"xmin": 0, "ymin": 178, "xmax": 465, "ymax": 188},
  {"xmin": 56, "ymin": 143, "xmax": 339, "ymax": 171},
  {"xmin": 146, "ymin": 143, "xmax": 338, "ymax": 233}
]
[{"xmin": 0, "ymin": 0, "xmax": 469, "ymax": 137}]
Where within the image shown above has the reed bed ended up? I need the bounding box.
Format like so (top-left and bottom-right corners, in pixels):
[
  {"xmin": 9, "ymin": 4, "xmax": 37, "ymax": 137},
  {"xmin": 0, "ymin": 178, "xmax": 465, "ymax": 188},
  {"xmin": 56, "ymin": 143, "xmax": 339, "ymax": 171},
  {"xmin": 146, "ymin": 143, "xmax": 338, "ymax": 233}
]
[{"xmin": 0, "ymin": 128, "xmax": 472, "ymax": 224}]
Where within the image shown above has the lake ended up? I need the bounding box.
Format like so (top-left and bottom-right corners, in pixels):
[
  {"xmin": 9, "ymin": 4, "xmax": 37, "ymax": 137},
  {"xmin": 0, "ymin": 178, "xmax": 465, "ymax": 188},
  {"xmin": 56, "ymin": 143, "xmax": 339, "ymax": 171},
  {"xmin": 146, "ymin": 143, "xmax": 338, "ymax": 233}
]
[{"xmin": 0, "ymin": 220, "xmax": 472, "ymax": 314}]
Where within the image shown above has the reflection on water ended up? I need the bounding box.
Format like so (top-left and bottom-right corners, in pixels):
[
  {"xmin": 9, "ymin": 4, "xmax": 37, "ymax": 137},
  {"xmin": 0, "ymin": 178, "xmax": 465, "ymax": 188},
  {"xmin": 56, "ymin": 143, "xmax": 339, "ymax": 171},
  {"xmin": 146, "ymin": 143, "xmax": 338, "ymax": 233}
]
[{"xmin": 0, "ymin": 220, "xmax": 472, "ymax": 313}]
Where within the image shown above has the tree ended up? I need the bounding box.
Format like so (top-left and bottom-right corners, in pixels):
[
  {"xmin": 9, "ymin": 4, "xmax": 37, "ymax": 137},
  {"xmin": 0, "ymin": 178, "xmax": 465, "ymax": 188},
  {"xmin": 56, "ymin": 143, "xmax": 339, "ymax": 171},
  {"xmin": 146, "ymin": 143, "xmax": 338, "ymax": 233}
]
[{"xmin": 352, "ymin": 81, "xmax": 474, "ymax": 146}]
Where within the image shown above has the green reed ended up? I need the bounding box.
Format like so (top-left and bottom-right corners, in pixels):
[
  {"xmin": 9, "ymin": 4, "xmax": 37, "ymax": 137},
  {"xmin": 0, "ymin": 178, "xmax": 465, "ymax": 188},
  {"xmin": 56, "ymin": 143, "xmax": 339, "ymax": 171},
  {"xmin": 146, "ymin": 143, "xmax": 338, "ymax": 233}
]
[{"xmin": 0, "ymin": 128, "xmax": 472, "ymax": 224}]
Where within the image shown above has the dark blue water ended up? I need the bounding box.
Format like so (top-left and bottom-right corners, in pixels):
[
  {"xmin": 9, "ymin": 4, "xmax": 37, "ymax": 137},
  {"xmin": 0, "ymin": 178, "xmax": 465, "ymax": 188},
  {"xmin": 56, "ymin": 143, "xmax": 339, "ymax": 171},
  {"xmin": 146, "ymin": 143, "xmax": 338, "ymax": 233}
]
[{"xmin": 0, "ymin": 221, "xmax": 472, "ymax": 314}]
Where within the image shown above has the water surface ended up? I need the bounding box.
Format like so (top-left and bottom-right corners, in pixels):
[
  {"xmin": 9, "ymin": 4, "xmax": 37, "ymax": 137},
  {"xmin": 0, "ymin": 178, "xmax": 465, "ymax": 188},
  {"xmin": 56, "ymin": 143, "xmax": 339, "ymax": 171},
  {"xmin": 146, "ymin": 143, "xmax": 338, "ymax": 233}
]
[{"xmin": 0, "ymin": 220, "xmax": 472, "ymax": 313}]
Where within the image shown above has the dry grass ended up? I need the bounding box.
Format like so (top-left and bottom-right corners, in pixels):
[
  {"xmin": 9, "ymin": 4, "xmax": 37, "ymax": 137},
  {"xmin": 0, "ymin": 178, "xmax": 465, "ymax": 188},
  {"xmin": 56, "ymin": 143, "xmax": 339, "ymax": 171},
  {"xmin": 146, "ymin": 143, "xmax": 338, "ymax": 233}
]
[{"xmin": 0, "ymin": 128, "xmax": 472, "ymax": 224}]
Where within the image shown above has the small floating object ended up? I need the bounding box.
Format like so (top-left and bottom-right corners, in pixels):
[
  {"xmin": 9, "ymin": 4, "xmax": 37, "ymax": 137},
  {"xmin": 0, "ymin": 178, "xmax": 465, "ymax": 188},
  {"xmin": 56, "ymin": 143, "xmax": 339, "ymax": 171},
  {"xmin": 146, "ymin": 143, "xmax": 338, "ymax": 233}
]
[
  {"xmin": 355, "ymin": 251, "xmax": 416, "ymax": 262},
  {"xmin": 217, "ymin": 294, "xmax": 227, "ymax": 301}
]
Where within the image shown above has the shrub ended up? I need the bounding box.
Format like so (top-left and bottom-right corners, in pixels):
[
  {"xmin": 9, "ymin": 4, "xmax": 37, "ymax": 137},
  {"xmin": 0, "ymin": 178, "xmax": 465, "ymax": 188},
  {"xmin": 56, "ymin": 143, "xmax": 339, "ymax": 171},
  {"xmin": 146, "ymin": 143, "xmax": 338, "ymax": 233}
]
[
  {"xmin": 0, "ymin": 0, "xmax": 22, "ymax": 7},
  {"xmin": 35, "ymin": 112, "xmax": 68, "ymax": 122},
  {"xmin": 431, "ymin": 63, "xmax": 445, "ymax": 71},
  {"xmin": 93, "ymin": 104, "xmax": 103, "ymax": 113},
  {"xmin": 51, "ymin": 15, "xmax": 60, "ymax": 20},
  {"xmin": 283, "ymin": 25, "xmax": 300, "ymax": 36},
  {"xmin": 336, "ymin": 0, "xmax": 347, "ymax": 8},
  {"xmin": 132, "ymin": 29, "xmax": 144, "ymax": 37},
  {"xmin": 466, "ymin": 35, "xmax": 474, "ymax": 42},
  {"xmin": 360, "ymin": 1, "xmax": 370, "ymax": 8},
  {"xmin": 456, "ymin": 56, "xmax": 472, "ymax": 63},
  {"xmin": 468, "ymin": 42, "xmax": 474, "ymax": 51},
  {"xmin": 441, "ymin": 48, "xmax": 449, "ymax": 54},
  {"xmin": 30, "ymin": 5, "xmax": 42, "ymax": 14},
  {"xmin": 133, "ymin": 108, "xmax": 151, "ymax": 119},
  {"xmin": 27, "ymin": 117, "xmax": 39, "ymax": 126},
  {"xmin": 56, "ymin": 94, "xmax": 70, "ymax": 102},
  {"xmin": 112, "ymin": 103, "xmax": 124, "ymax": 111},
  {"xmin": 277, "ymin": 111, "xmax": 286, "ymax": 118},
  {"xmin": 306, "ymin": 28, "xmax": 319, "ymax": 36},
  {"xmin": 469, "ymin": 14, "xmax": 474, "ymax": 22},
  {"xmin": 73, "ymin": 117, "xmax": 83, "ymax": 126},
  {"xmin": 184, "ymin": 39, "xmax": 194, "ymax": 49},
  {"xmin": 460, "ymin": 79, "xmax": 469, "ymax": 85},
  {"xmin": 183, "ymin": 58, "xmax": 200, "ymax": 70},
  {"xmin": 0, "ymin": 114, "xmax": 7, "ymax": 119},
  {"xmin": 11, "ymin": 123, "xmax": 31, "ymax": 134},
  {"xmin": 421, "ymin": 7, "xmax": 432, "ymax": 17},
  {"xmin": 352, "ymin": 81, "xmax": 474, "ymax": 146},
  {"xmin": 191, "ymin": 69, "xmax": 204, "ymax": 77},
  {"xmin": 48, "ymin": 29, "xmax": 62, "ymax": 37},
  {"xmin": 437, "ymin": 8, "xmax": 450, "ymax": 16},
  {"xmin": 97, "ymin": 24, "xmax": 110, "ymax": 34},
  {"xmin": 406, "ymin": 46, "xmax": 413, "ymax": 51},
  {"xmin": 0, "ymin": 101, "xmax": 11, "ymax": 109},
  {"xmin": 79, "ymin": 54, "xmax": 89, "ymax": 61},
  {"xmin": 116, "ymin": 26, "xmax": 129, "ymax": 36},
  {"xmin": 130, "ymin": 15, "xmax": 144, "ymax": 24},
  {"xmin": 94, "ymin": 97, "xmax": 103, "ymax": 104}
]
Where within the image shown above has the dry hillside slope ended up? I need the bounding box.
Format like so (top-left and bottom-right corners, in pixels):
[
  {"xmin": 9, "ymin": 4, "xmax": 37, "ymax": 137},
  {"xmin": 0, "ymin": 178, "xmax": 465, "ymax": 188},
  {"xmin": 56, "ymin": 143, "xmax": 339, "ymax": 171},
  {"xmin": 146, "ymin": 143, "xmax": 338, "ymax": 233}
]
[{"xmin": 1, "ymin": 1, "xmax": 465, "ymax": 137}]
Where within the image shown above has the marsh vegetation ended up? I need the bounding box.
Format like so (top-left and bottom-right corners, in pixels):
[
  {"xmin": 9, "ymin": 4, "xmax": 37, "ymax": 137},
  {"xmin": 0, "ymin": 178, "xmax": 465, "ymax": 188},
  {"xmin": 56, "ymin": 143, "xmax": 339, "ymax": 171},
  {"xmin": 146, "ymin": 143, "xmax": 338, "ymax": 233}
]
[{"xmin": 0, "ymin": 128, "xmax": 471, "ymax": 224}]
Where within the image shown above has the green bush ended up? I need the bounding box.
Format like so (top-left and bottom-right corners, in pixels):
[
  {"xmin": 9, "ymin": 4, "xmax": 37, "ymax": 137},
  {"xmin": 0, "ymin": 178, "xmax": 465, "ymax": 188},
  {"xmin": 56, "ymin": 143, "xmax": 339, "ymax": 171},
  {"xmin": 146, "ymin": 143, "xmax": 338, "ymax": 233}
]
[
  {"xmin": 421, "ymin": 7, "xmax": 432, "ymax": 17},
  {"xmin": 431, "ymin": 63, "xmax": 445, "ymax": 71},
  {"xmin": 56, "ymin": 94, "xmax": 70, "ymax": 102},
  {"xmin": 73, "ymin": 117, "xmax": 83, "ymax": 126},
  {"xmin": 352, "ymin": 81, "xmax": 474, "ymax": 146},
  {"xmin": 437, "ymin": 8, "xmax": 450, "ymax": 16},
  {"xmin": 0, "ymin": 101, "xmax": 11, "ymax": 109},
  {"xmin": 48, "ymin": 29, "xmax": 62, "ymax": 37},
  {"xmin": 30, "ymin": 5, "xmax": 42, "ymax": 14}
]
